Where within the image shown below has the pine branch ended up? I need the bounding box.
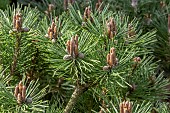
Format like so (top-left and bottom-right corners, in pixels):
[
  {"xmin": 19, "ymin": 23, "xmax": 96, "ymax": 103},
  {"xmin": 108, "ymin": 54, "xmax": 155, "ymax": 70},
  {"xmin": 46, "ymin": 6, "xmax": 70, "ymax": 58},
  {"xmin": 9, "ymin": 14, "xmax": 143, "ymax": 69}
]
[
  {"xmin": 10, "ymin": 34, "xmax": 21, "ymax": 76},
  {"xmin": 64, "ymin": 83, "xmax": 89, "ymax": 113}
]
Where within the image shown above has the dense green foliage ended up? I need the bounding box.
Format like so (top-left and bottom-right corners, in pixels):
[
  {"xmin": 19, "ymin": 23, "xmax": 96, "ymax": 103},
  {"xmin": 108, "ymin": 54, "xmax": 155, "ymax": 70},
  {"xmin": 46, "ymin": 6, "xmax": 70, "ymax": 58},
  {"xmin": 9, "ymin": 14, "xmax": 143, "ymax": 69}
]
[{"xmin": 0, "ymin": 0, "xmax": 170, "ymax": 113}]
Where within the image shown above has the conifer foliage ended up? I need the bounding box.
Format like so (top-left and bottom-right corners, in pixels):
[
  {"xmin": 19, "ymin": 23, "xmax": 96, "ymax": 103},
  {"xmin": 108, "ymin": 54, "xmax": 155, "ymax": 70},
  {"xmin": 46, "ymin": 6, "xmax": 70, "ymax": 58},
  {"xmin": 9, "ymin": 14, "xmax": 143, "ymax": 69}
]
[{"xmin": 0, "ymin": 0, "xmax": 170, "ymax": 113}]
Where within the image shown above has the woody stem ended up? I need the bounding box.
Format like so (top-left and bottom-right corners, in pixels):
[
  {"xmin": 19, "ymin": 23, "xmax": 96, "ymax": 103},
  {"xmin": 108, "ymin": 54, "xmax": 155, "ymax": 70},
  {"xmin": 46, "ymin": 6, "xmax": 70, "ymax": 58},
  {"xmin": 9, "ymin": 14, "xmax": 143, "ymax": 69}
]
[
  {"xmin": 10, "ymin": 35, "xmax": 21, "ymax": 76},
  {"xmin": 63, "ymin": 84, "xmax": 89, "ymax": 113}
]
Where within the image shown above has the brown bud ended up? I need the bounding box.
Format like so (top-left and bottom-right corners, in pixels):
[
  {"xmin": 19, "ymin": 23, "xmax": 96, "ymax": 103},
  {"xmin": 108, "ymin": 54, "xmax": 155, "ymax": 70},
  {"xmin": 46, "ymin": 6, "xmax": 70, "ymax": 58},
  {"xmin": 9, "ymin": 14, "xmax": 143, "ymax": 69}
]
[
  {"xmin": 74, "ymin": 44, "xmax": 78, "ymax": 57},
  {"xmin": 51, "ymin": 22, "xmax": 55, "ymax": 31},
  {"xmin": 125, "ymin": 101, "xmax": 132, "ymax": 113},
  {"xmin": 110, "ymin": 31, "xmax": 113, "ymax": 39},
  {"xmin": 105, "ymin": 47, "xmax": 117, "ymax": 68},
  {"xmin": 119, "ymin": 103, "xmax": 124, "ymax": 113},
  {"xmin": 133, "ymin": 57, "xmax": 141, "ymax": 63},
  {"xmin": 95, "ymin": 3, "xmax": 99, "ymax": 10},
  {"xmin": 22, "ymin": 86, "xmax": 26, "ymax": 101},
  {"xmin": 13, "ymin": 15, "xmax": 16, "ymax": 28},
  {"xmin": 160, "ymin": 1, "xmax": 166, "ymax": 8},
  {"xmin": 122, "ymin": 100, "xmax": 125, "ymax": 105},
  {"xmin": 110, "ymin": 18, "xmax": 114, "ymax": 30},
  {"xmin": 110, "ymin": 53, "xmax": 114, "ymax": 66},
  {"xmin": 17, "ymin": 93, "xmax": 22, "ymax": 104},
  {"xmin": 54, "ymin": 26, "xmax": 57, "ymax": 38},
  {"xmin": 66, "ymin": 40, "xmax": 71, "ymax": 54},
  {"xmin": 75, "ymin": 35, "xmax": 78, "ymax": 47},
  {"xmin": 48, "ymin": 27, "xmax": 52, "ymax": 36},
  {"xmin": 87, "ymin": 7, "xmax": 91, "ymax": 19},
  {"xmin": 110, "ymin": 18, "xmax": 116, "ymax": 35},
  {"xmin": 14, "ymin": 85, "xmax": 19, "ymax": 98},
  {"xmin": 84, "ymin": 7, "xmax": 88, "ymax": 21},
  {"xmin": 16, "ymin": 20, "xmax": 20, "ymax": 30},
  {"xmin": 71, "ymin": 36, "xmax": 75, "ymax": 42},
  {"xmin": 18, "ymin": 17, "xmax": 22, "ymax": 28},
  {"xmin": 126, "ymin": 101, "xmax": 129, "ymax": 107},
  {"xmin": 96, "ymin": 0, "xmax": 102, "ymax": 12},
  {"xmin": 19, "ymin": 81, "xmax": 23, "ymax": 94},
  {"xmin": 16, "ymin": 13, "xmax": 21, "ymax": 20},
  {"xmin": 120, "ymin": 101, "xmax": 132, "ymax": 113},
  {"xmin": 110, "ymin": 47, "xmax": 115, "ymax": 54},
  {"xmin": 111, "ymin": 53, "xmax": 116, "ymax": 66},
  {"xmin": 136, "ymin": 57, "xmax": 141, "ymax": 62},
  {"xmin": 49, "ymin": 31, "xmax": 53, "ymax": 40},
  {"xmin": 128, "ymin": 102, "xmax": 132, "ymax": 112},
  {"xmin": 107, "ymin": 54, "xmax": 110, "ymax": 65},
  {"xmin": 70, "ymin": 36, "xmax": 75, "ymax": 56},
  {"xmin": 107, "ymin": 23, "xmax": 111, "ymax": 38}
]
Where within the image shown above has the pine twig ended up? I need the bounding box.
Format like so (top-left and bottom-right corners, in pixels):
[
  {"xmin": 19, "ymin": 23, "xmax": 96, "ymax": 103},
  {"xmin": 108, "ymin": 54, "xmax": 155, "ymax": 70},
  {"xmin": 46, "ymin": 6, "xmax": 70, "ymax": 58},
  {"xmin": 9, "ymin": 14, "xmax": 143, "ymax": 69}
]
[
  {"xmin": 63, "ymin": 83, "xmax": 89, "ymax": 113},
  {"xmin": 10, "ymin": 11, "xmax": 29, "ymax": 76},
  {"xmin": 10, "ymin": 35, "xmax": 21, "ymax": 76}
]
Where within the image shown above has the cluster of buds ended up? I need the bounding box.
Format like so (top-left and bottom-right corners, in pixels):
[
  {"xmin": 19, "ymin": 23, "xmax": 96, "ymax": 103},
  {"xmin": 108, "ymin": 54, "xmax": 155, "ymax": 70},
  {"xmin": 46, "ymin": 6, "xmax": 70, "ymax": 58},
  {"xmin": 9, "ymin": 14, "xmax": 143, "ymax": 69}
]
[
  {"xmin": 45, "ymin": 20, "xmax": 58, "ymax": 43},
  {"xmin": 160, "ymin": 1, "xmax": 166, "ymax": 8},
  {"xmin": 128, "ymin": 24, "xmax": 135, "ymax": 38},
  {"xmin": 131, "ymin": 0, "xmax": 138, "ymax": 8},
  {"xmin": 168, "ymin": 14, "xmax": 170, "ymax": 34},
  {"xmin": 14, "ymin": 81, "xmax": 26, "ymax": 104},
  {"xmin": 106, "ymin": 18, "xmax": 117, "ymax": 39},
  {"xmin": 63, "ymin": 35, "xmax": 84, "ymax": 60},
  {"xmin": 133, "ymin": 57, "xmax": 141, "ymax": 63},
  {"xmin": 45, "ymin": 4, "xmax": 55, "ymax": 16},
  {"xmin": 103, "ymin": 47, "xmax": 118, "ymax": 71},
  {"xmin": 132, "ymin": 57, "xmax": 141, "ymax": 71},
  {"xmin": 83, "ymin": 6, "xmax": 93, "ymax": 22},
  {"xmin": 119, "ymin": 101, "xmax": 132, "ymax": 113},
  {"xmin": 95, "ymin": 0, "xmax": 102, "ymax": 12},
  {"xmin": 64, "ymin": 0, "xmax": 75, "ymax": 10},
  {"xmin": 12, "ymin": 12, "xmax": 29, "ymax": 32}
]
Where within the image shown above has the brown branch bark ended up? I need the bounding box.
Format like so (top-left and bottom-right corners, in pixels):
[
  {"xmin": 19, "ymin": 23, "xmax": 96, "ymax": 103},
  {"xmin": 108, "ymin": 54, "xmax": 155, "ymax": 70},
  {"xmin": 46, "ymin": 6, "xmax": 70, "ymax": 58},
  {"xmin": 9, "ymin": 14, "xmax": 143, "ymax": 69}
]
[
  {"xmin": 63, "ymin": 84, "xmax": 89, "ymax": 113},
  {"xmin": 10, "ymin": 35, "xmax": 21, "ymax": 76}
]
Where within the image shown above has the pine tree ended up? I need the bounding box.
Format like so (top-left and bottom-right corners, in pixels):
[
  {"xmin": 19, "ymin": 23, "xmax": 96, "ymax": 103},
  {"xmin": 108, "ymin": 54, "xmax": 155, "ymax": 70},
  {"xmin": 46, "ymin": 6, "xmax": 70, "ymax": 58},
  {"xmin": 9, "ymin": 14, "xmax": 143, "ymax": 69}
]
[{"xmin": 0, "ymin": 0, "xmax": 170, "ymax": 113}]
